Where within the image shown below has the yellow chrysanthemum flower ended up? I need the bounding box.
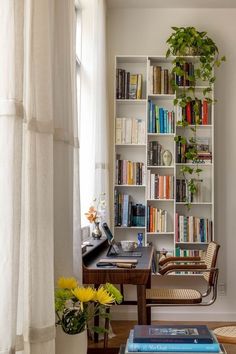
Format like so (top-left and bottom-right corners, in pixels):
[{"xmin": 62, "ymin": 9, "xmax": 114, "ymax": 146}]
[
  {"xmin": 95, "ymin": 287, "xmax": 115, "ymax": 305},
  {"xmin": 57, "ymin": 277, "xmax": 78, "ymax": 290},
  {"xmin": 72, "ymin": 287, "xmax": 96, "ymax": 303}
]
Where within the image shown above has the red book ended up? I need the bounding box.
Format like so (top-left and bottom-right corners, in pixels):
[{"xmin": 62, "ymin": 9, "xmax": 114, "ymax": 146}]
[
  {"xmin": 202, "ymin": 100, "xmax": 208, "ymax": 125},
  {"xmin": 186, "ymin": 102, "xmax": 192, "ymax": 124}
]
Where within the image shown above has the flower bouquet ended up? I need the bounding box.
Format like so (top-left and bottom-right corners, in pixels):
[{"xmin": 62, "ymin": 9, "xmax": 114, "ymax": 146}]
[
  {"xmin": 55, "ymin": 277, "xmax": 122, "ymax": 335},
  {"xmin": 85, "ymin": 193, "xmax": 106, "ymax": 239}
]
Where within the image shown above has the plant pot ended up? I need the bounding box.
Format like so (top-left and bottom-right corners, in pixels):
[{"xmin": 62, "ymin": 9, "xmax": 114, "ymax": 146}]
[{"xmin": 56, "ymin": 327, "xmax": 87, "ymax": 354}]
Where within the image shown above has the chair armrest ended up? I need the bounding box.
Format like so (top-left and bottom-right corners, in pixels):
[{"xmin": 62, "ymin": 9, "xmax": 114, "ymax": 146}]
[
  {"xmin": 161, "ymin": 267, "xmax": 218, "ymax": 275},
  {"xmin": 159, "ymin": 263, "xmax": 207, "ymax": 275},
  {"xmin": 159, "ymin": 256, "xmax": 201, "ymax": 266}
]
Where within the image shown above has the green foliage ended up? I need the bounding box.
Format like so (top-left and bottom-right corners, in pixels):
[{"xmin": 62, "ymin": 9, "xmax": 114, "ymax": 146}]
[{"xmin": 166, "ymin": 27, "xmax": 225, "ymax": 206}]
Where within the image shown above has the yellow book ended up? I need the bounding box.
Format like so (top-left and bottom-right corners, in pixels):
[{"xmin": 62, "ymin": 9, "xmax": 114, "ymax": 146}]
[{"xmin": 137, "ymin": 74, "xmax": 142, "ymax": 99}]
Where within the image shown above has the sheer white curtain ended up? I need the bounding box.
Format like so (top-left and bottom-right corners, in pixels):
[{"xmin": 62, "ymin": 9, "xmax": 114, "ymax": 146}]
[
  {"xmin": 80, "ymin": 0, "xmax": 109, "ymax": 225},
  {"xmin": 0, "ymin": 1, "xmax": 79, "ymax": 353}
]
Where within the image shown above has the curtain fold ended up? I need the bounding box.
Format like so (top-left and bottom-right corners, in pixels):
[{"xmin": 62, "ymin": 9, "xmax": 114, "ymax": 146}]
[
  {"xmin": 80, "ymin": 0, "xmax": 109, "ymax": 224},
  {"xmin": 0, "ymin": 0, "xmax": 79, "ymax": 353}
]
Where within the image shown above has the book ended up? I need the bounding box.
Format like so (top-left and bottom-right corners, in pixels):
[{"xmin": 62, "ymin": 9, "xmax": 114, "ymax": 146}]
[
  {"xmin": 127, "ymin": 330, "xmax": 221, "ymax": 352},
  {"xmin": 133, "ymin": 325, "xmax": 214, "ymax": 344},
  {"xmin": 129, "ymin": 74, "xmax": 138, "ymax": 99},
  {"xmin": 125, "ymin": 340, "xmax": 226, "ymax": 354}
]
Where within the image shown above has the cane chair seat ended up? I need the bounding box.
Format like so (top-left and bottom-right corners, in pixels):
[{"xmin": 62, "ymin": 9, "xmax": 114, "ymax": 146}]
[
  {"xmin": 145, "ymin": 242, "xmax": 220, "ymax": 323},
  {"xmin": 146, "ymin": 288, "xmax": 202, "ymax": 304}
]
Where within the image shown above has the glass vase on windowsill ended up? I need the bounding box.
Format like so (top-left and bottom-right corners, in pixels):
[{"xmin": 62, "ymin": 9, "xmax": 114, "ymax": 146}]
[
  {"xmin": 92, "ymin": 221, "xmax": 102, "ymax": 239},
  {"xmin": 85, "ymin": 193, "xmax": 106, "ymax": 239}
]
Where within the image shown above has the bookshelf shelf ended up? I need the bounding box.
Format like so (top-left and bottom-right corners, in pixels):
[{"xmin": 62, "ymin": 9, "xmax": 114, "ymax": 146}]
[
  {"xmin": 148, "ymin": 94, "xmax": 175, "ymax": 100},
  {"xmin": 115, "ymin": 144, "xmax": 146, "ymax": 147},
  {"xmin": 147, "ymin": 232, "xmax": 174, "ymax": 235},
  {"xmin": 177, "ymin": 125, "xmax": 213, "ymax": 128},
  {"xmin": 147, "ymin": 165, "xmax": 174, "ymax": 169},
  {"xmin": 115, "ymin": 226, "xmax": 146, "ymax": 229},
  {"xmin": 148, "ymin": 133, "xmax": 175, "ymax": 137},
  {"xmin": 114, "ymin": 55, "xmax": 214, "ymax": 264},
  {"xmin": 116, "ymin": 99, "xmax": 146, "ymax": 104},
  {"xmin": 114, "ymin": 184, "xmax": 146, "ymax": 188},
  {"xmin": 176, "ymin": 242, "xmax": 209, "ymax": 245},
  {"xmin": 147, "ymin": 199, "xmax": 175, "ymax": 202},
  {"xmin": 176, "ymin": 202, "xmax": 212, "ymax": 205},
  {"xmin": 176, "ymin": 163, "xmax": 212, "ymax": 166}
]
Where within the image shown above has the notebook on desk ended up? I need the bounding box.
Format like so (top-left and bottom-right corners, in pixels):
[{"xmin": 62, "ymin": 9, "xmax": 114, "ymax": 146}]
[{"xmin": 102, "ymin": 222, "xmax": 142, "ymax": 257}]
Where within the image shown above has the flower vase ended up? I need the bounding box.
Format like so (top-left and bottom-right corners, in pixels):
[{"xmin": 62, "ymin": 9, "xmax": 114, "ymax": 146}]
[
  {"xmin": 56, "ymin": 327, "xmax": 87, "ymax": 354},
  {"xmin": 92, "ymin": 221, "xmax": 102, "ymax": 239}
]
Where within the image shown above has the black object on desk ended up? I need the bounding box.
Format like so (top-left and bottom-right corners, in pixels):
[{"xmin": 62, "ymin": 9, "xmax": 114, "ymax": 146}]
[{"xmin": 102, "ymin": 222, "xmax": 142, "ymax": 257}]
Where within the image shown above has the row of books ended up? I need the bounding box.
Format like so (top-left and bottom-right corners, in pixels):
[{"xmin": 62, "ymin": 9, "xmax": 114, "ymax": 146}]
[
  {"xmin": 147, "ymin": 141, "xmax": 167, "ymax": 166},
  {"xmin": 176, "ymin": 61, "xmax": 195, "ymax": 86},
  {"xmin": 176, "ymin": 99, "xmax": 210, "ymax": 125},
  {"xmin": 114, "ymin": 191, "xmax": 145, "ymax": 227},
  {"xmin": 148, "ymin": 61, "xmax": 174, "ymax": 94},
  {"xmin": 176, "ymin": 136, "xmax": 212, "ymax": 163},
  {"xmin": 147, "ymin": 172, "xmax": 174, "ymax": 200},
  {"xmin": 175, "ymin": 214, "xmax": 212, "ymax": 243},
  {"xmin": 116, "ymin": 157, "xmax": 145, "ymax": 185},
  {"xmin": 116, "ymin": 69, "xmax": 142, "ymax": 99},
  {"xmin": 176, "ymin": 178, "xmax": 203, "ymax": 203},
  {"xmin": 116, "ymin": 117, "xmax": 146, "ymax": 145},
  {"xmin": 147, "ymin": 206, "xmax": 167, "ymax": 233},
  {"xmin": 148, "ymin": 100, "xmax": 175, "ymax": 133},
  {"xmin": 175, "ymin": 247, "xmax": 205, "ymax": 257},
  {"xmin": 125, "ymin": 325, "xmax": 224, "ymax": 353}
]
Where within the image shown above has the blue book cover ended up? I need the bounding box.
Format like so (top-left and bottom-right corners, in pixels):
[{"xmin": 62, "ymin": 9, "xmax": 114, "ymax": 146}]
[
  {"xmin": 152, "ymin": 104, "xmax": 156, "ymax": 133},
  {"xmin": 159, "ymin": 108, "xmax": 164, "ymax": 133},
  {"xmin": 163, "ymin": 109, "xmax": 167, "ymax": 133},
  {"xmin": 128, "ymin": 330, "xmax": 220, "ymax": 352}
]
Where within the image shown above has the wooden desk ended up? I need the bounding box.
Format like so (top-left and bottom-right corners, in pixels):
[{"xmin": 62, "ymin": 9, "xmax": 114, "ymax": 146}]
[{"xmin": 82, "ymin": 238, "xmax": 154, "ymax": 325}]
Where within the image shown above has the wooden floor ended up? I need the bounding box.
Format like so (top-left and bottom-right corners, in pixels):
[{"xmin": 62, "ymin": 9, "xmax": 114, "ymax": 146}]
[{"xmin": 88, "ymin": 320, "xmax": 236, "ymax": 354}]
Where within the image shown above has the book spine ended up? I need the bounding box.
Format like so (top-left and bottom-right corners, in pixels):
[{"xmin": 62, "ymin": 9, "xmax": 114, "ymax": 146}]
[{"xmin": 128, "ymin": 337, "xmax": 220, "ymax": 352}]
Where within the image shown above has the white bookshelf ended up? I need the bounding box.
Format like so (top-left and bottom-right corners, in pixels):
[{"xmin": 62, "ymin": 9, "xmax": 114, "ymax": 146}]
[{"xmin": 113, "ymin": 55, "xmax": 214, "ymax": 258}]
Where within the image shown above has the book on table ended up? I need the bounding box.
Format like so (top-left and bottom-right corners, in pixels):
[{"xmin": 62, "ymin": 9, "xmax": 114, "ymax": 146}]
[
  {"xmin": 133, "ymin": 325, "xmax": 214, "ymax": 343},
  {"xmin": 124, "ymin": 340, "xmax": 227, "ymax": 354},
  {"xmin": 126, "ymin": 329, "xmax": 221, "ymax": 353}
]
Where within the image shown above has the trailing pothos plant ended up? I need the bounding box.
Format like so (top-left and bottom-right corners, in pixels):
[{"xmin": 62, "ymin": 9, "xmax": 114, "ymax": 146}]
[{"xmin": 166, "ymin": 27, "xmax": 225, "ymax": 207}]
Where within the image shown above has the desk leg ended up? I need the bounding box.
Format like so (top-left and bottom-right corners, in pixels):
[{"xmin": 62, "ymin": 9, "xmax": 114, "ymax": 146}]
[
  {"xmin": 137, "ymin": 285, "xmax": 147, "ymax": 325},
  {"xmin": 146, "ymin": 274, "xmax": 151, "ymax": 325}
]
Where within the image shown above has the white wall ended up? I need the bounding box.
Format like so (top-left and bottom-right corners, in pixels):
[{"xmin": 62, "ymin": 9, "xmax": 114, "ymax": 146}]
[{"xmin": 107, "ymin": 8, "xmax": 236, "ymax": 321}]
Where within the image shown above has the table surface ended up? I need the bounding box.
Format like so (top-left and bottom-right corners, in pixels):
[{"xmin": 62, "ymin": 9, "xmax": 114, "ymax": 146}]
[
  {"xmin": 83, "ymin": 238, "xmax": 154, "ymax": 285},
  {"xmin": 83, "ymin": 238, "xmax": 153, "ymax": 325}
]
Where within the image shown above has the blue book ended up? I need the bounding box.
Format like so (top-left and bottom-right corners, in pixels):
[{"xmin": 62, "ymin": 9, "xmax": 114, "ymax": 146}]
[
  {"xmin": 152, "ymin": 104, "xmax": 156, "ymax": 133},
  {"xmin": 127, "ymin": 330, "xmax": 220, "ymax": 352},
  {"xmin": 163, "ymin": 109, "xmax": 167, "ymax": 133},
  {"xmin": 159, "ymin": 108, "xmax": 164, "ymax": 133}
]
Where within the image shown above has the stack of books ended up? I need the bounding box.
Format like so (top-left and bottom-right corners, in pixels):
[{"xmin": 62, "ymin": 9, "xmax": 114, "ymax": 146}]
[{"xmin": 124, "ymin": 325, "xmax": 227, "ymax": 353}]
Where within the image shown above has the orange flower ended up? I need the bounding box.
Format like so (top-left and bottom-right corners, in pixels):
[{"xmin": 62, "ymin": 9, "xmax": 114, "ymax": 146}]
[{"xmin": 85, "ymin": 206, "xmax": 97, "ymax": 223}]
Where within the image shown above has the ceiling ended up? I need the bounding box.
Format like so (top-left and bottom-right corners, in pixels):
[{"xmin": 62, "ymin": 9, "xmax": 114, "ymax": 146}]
[{"xmin": 106, "ymin": 0, "xmax": 236, "ymax": 9}]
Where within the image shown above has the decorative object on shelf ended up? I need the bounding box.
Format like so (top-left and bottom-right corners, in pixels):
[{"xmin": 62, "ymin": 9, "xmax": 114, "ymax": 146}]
[
  {"xmin": 85, "ymin": 193, "xmax": 106, "ymax": 239},
  {"xmin": 55, "ymin": 277, "xmax": 123, "ymax": 354},
  {"xmin": 166, "ymin": 26, "xmax": 225, "ymax": 206},
  {"xmin": 92, "ymin": 221, "xmax": 102, "ymax": 239},
  {"xmin": 162, "ymin": 149, "xmax": 172, "ymax": 166}
]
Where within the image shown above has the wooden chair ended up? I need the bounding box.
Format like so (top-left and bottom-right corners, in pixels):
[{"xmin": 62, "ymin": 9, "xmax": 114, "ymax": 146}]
[{"xmin": 146, "ymin": 241, "xmax": 220, "ymax": 323}]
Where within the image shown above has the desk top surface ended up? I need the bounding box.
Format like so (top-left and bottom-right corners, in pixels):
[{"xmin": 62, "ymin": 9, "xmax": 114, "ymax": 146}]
[
  {"xmin": 82, "ymin": 238, "xmax": 154, "ymax": 285},
  {"xmin": 83, "ymin": 238, "xmax": 153, "ymax": 270}
]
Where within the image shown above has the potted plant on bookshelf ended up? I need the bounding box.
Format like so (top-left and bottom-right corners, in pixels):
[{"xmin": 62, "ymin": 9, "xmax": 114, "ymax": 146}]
[
  {"xmin": 166, "ymin": 26, "xmax": 225, "ymax": 207},
  {"xmin": 55, "ymin": 277, "xmax": 122, "ymax": 354}
]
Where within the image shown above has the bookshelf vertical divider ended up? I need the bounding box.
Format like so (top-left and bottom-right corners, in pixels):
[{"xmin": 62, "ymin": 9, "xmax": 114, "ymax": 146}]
[{"xmin": 114, "ymin": 55, "xmax": 214, "ymax": 271}]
